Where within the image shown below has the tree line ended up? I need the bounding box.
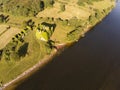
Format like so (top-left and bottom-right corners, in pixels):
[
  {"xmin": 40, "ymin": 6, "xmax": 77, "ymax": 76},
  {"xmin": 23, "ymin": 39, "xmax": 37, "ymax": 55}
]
[{"xmin": 0, "ymin": 0, "xmax": 54, "ymax": 16}]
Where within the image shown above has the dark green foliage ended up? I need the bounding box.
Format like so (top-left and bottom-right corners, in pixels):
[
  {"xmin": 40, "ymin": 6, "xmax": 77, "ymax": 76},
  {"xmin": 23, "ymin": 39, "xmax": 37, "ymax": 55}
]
[
  {"xmin": 60, "ymin": 4, "xmax": 65, "ymax": 12},
  {"xmin": 0, "ymin": 0, "xmax": 55, "ymax": 16},
  {"xmin": 4, "ymin": 50, "xmax": 10, "ymax": 60},
  {"xmin": 55, "ymin": 17, "xmax": 63, "ymax": 24},
  {"xmin": 41, "ymin": 22, "xmax": 56, "ymax": 37},
  {"xmin": 94, "ymin": 9, "xmax": 103, "ymax": 20},
  {"xmin": 47, "ymin": 17, "xmax": 54, "ymax": 22},
  {"xmin": 2, "ymin": 42, "xmax": 16, "ymax": 60},
  {"xmin": 2, "ymin": 42, "xmax": 28, "ymax": 61},
  {"xmin": 12, "ymin": 32, "xmax": 25, "ymax": 46},
  {"xmin": 0, "ymin": 49, "xmax": 3, "ymax": 60},
  {"xmin": 0, "ymin": 14, "xmax": 9, "ymax": 23},
  {"xmin": 47, "ymin": 40, "xmax": 55, "ymax": 49},
  {"xmin": 26, "ymin": 19, "xmax": 35, "ymax": 29},
  {"xmin": 23, "ymin": 19, "xmax": 35, "ymax": 30},
  {"xmin": 89, "ymin": 14, "xmax": 97, "ymax": 25},
  {"xmin": 40, "ymin": 1, "xmax": 45, "ymax": 11}
]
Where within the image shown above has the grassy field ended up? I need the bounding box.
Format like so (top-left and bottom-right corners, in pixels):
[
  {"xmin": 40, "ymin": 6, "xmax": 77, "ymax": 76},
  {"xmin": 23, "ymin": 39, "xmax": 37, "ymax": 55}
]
[
  {"xmin": 50, "ymin": 0, "xmax": 115, "ymax": 43},
  {"xmin": 0, "ymin": 30, "xmax": 50, "ymax": 84},
  {"xmin": 37, "ymin": 0, "xmax": 90, "ymax": 20}
]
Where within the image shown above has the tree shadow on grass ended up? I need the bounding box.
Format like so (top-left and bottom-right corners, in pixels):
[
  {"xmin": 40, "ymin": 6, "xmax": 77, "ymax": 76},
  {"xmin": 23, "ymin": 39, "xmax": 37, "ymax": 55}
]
[{"xmin": 18, "ymin": 43, "xmax": 29, "ymax": 57}]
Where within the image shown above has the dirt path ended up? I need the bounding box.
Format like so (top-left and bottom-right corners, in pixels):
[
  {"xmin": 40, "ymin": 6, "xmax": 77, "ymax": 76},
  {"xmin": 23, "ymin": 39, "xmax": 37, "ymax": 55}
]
[{"xmin": 0, "ymin": 26, "xmax": 21, "ymax": 49}]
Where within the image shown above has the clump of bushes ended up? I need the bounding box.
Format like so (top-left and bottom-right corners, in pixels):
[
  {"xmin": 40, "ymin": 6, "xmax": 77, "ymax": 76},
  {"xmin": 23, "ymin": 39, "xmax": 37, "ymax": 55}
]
[
  {"xmin": 60, "ymin": 4, "xmax": 65, "ymax": 12},
  {"xmin": 88, "ymin": 14, "xmax": 97, "ymax": 25},
  {"xmin": 2, "ymin": 42, "xmax": 18, "ymax": 61},
  {"xmin": 0, "ymin": 14, "xmax": 9, "ymax": 23},
  {"xmin": 0, "ymin": 49, "xmax": 3, "ymax": 60},
  {"xmin": 67, "ymin": 26, "xmax": 84, "ymax": 41},
  {"xmin": 2, "ymin": 41, "xmax": 29, "ymax": 61},
  {"xmin": 94, "ymin": 9, "xmax": 103, "ymax": 20},
  {"xmin": 22, "ymin": 19, "xmax": 35, "ymax": 30}
]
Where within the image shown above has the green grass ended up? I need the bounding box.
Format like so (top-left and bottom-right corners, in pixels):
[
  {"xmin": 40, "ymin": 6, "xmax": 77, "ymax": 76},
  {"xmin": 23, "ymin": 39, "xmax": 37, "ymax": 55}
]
[{"xmin": 0, "ymin": 30, "xmax": 51, "ymax": 84}]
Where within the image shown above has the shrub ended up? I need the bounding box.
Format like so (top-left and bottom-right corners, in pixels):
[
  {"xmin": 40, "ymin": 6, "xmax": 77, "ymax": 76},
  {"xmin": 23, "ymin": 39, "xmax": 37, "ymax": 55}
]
[
  {"xmin": 94, "ymin": 9, "xmax": 103, "ymax": 20},
  {"xmin": 0, "ymin": 14, "xmax": 9, "ymax": 23},
  {"xmin": 68, "ymin": 17, "xmax": 78, "ymax": 27},
  {"xmin": 40, "ymin": 1, "xmax": 45, "ymax": 11},
  {"xmin": 60, "ymin": 4, "xmax": 65, "ymax": 12},
  {"xmin": 67, "ymin": 27, "xmax": 84, "ymax": 41},
  {"xmin": 89, "ymin": 14, "xmax": 97, "ymax": 25},
  {"xmin": 23, "ymin": 19, "xmax": 35, "ymax": 30}
]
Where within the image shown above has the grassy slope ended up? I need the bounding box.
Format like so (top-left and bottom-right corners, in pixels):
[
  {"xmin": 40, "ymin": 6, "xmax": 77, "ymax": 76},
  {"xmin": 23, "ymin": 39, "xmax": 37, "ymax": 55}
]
[
  {"xmin": 0, "ymin": 30, "xmax": 49, "ymax": 84},
  {"xmin": 0, "ymin": 0, "xmax": 115, "ymax": 86},
  {"xmin": 50, "ymin": 0, "xmax": 115, "ymax": 43}
]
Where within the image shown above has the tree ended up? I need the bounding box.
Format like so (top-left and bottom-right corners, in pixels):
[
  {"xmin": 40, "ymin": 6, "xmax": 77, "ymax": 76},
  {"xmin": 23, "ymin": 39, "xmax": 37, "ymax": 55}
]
[
  {"xmin": 60, "ymin": 4, "xmax": 65, "ymax": 12},
  {"xmin": 40, "ymin": 1, "xmax": 44, "ymax": 11},
  {"xmin": 0, "ymin": 14, "xmax": 9, "ymax": 23}
]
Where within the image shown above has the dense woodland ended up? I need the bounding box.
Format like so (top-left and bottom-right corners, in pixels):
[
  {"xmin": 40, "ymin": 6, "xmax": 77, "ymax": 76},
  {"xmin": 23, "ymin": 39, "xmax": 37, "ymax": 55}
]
[
  {"xmin": 0, "ymin": 0, "xmax": 54, "ymax": 16},
  {"xmin": 0, "ymin": 0, "xmax": 105, "ymax": 16}
]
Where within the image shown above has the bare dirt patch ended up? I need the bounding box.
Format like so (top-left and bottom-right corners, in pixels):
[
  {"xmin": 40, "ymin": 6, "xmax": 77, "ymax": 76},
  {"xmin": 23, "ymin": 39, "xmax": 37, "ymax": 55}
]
[{"xmin": 0, "ymin": 26, "xmax": 21, "ymax": 49}]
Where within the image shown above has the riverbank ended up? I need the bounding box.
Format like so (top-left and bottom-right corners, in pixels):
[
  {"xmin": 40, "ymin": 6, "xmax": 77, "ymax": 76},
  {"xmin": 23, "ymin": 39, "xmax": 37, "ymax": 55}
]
[
  {"xmin": 0, "ymin": 0, "xmax": 116, "ymax": 90},
  {"xmin": 2, "ymin": 49, "xmax": 58, "ymax": 90},
  {"xmin": 3, "ymin": 4, "xmax": 116, "ymax": 90}
]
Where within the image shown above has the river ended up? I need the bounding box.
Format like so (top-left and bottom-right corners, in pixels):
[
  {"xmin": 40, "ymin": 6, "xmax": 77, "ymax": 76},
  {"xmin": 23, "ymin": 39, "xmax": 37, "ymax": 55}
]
[{"xmin": 15, "ymin": 2, "xmax": 120, "ymax": 90}]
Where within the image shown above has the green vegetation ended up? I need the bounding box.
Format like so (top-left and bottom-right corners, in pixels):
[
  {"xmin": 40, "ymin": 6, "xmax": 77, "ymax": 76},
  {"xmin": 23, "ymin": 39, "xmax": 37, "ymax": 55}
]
[
  {"xmin": 0, "ymin": 14, "xmax": 9, "ymax": 23},
  {"xmin": 0, "ymin": 0, "xmax": 115, "ymax": 88},
  {"xmin": 67, "ymin": 26, "xmax": 84, "ymax": 41},
  {"xmin": 77, "ymin": 0, "xmax": 103, "ymax": 6},
  {"xmin": 0, "ymin": 0, "xmax": 55, "ymax": 16},
  {"xmin": 60, "ymin": 4, "xmax": 65, "ymax": 12},
  {"xmin": 36, "ymin": 23, "xmax": 55, "ymax": 41}
]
